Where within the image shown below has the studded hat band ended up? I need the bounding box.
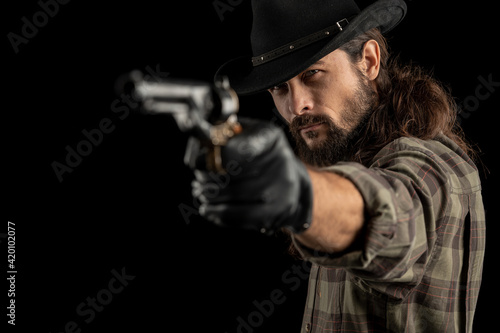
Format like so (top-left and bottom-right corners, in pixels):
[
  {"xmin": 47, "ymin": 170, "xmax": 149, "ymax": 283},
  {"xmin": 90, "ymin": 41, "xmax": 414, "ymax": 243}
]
[{"xmin": 251, "ymin": 18, "xmax": 350, "ymax": 67}]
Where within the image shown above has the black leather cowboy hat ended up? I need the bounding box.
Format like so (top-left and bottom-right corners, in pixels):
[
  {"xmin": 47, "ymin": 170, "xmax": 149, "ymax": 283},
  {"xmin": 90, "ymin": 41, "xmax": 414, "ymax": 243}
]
[{"xmin": 215, "ymin": 0, "xmax": 407, "ymax": 95}]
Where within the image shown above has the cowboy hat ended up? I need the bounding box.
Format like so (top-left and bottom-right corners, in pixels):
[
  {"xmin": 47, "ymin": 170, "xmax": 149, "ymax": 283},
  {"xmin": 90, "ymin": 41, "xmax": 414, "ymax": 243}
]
[{"xmin": 215, "ymin": 0, "xmax": 407, "ymax": 95}]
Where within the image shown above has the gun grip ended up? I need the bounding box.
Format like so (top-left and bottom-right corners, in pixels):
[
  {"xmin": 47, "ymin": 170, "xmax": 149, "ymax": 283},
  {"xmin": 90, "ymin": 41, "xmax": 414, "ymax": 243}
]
[{"xmin": 206, "ymin": 120, "xmax": 242, "ymax": 173}]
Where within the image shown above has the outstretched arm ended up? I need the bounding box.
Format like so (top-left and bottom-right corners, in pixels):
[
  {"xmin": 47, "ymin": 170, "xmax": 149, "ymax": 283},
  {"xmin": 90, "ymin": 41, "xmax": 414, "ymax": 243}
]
[{"xmin": 294, "ymin": 168, "xmax": 365, "ymax": 253}]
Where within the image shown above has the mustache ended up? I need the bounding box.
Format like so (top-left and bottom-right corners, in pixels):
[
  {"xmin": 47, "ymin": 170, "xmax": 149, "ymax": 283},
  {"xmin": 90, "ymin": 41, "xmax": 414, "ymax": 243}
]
[{"xmin": 289, "ymin": 114, "xmax": 332, "ymax": 133}]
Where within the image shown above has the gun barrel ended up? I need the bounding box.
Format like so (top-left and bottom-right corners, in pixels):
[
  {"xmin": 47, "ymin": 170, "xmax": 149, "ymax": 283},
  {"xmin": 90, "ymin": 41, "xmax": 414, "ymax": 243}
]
[
  {"xmin": 134, "ymin": 80, "xmax": 212, "ymax": 104},
  {"xmin": 129, "ymin": 71, "xmax": 237, "ymax": 117}
]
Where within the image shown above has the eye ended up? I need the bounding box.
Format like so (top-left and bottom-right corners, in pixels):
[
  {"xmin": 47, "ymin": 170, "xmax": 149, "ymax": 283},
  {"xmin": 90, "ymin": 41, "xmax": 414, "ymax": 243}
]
[
  {"xmin": 270, "ymin": 82, "xmax": 288, "ymax": 92},
  {"xmin": 304, "ymin": 69, "xmax": 319, "ymax": 78}
]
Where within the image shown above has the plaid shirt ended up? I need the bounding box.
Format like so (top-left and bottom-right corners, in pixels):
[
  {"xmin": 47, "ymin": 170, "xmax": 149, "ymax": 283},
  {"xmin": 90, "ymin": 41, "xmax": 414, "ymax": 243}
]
[{"xmin": 292, "ymin": 135, "xmax": 485, "ymax": 333}]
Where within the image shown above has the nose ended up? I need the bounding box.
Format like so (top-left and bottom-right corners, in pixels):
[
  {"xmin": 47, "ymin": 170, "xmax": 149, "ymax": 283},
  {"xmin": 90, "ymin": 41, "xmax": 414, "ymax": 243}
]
[{"xmin": 287, "ymin": 83, "xmax": 313, "ymax": 117}]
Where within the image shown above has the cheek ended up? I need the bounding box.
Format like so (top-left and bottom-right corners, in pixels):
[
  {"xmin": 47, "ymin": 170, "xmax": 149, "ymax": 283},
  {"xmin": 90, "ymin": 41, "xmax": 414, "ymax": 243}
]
[
  {"xmin": 314, "ymin": 84, "xmax": 345, "ymax": 120},
  {"xmin": 275, "ymin": 108, "xmax": 291, "ymax": 125},
  {"xmin": 318, "ymin": 73, "xmax": 360, "ymax": 122},
  {"xmin": 271, "ymin": 97, "xmax": 292, "ymax": 123}
]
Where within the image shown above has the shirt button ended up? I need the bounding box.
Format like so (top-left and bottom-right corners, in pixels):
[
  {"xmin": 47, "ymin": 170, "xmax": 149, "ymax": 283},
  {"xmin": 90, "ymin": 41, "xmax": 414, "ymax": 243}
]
[{"xmin": 305, "ymin": 323, "xmax": 311, "ymax": 332}]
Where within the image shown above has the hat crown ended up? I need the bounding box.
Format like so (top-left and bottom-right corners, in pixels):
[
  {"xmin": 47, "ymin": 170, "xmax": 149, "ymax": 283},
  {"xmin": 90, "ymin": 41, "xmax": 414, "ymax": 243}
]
[{"xmin": 250, "ymin": 0, "xmax": 361, "ymax": 56}]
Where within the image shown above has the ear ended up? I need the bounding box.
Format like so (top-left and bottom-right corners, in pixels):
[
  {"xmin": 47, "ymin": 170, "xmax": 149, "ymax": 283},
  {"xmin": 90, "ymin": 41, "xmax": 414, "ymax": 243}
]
[{"xmin": 361, "ymin": 40, "xmax": 380, "ymax": 81}]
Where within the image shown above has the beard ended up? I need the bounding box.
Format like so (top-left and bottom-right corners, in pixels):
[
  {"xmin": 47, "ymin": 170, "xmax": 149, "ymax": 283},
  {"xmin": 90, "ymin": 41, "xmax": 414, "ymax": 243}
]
[{"xmin": 289, "ymin": 75, "xmax": 376, "ymax": 167}]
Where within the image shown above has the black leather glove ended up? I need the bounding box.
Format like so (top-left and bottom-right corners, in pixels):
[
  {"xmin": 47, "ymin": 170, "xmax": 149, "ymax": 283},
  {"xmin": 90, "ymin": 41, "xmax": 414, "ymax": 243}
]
[{"xmin": 186, "ymin": 118, "xmax": 313, "ymax": 235}]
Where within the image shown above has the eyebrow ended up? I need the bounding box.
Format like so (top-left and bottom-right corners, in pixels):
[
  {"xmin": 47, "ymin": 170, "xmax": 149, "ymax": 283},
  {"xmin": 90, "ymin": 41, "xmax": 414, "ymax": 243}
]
[
  {"xmin": 269, "ymin": 60, "xmax": 327, "ymax": 90},
  {"xmin": 302, "ymin": 60, "xmax": 326, "ymax": 72},
  {"xmin": 306, "ymin": 60, "xmax": 327, "ymax": 69},
  {"xmin": 299, "ymin": 60, "xmax": 326, "ymax": 74}
]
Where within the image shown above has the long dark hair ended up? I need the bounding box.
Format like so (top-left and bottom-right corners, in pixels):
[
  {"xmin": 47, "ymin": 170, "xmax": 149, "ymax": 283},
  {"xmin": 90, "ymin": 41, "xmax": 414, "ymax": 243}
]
[{"xmin": 339, "ymin": 28, "xmax": 476, "ymax": 165}]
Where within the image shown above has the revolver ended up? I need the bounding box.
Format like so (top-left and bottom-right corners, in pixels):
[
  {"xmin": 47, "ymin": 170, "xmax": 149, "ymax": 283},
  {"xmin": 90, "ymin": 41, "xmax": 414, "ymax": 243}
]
[{"xmin": 118, "ymin": 70, "xmax": 242, "ymax": 173}]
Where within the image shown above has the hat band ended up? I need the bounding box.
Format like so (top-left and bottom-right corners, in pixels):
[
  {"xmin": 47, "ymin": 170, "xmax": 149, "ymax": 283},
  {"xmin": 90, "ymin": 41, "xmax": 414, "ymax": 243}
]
[{"xmin": 251, "ymin": 18, "xmax": 350, "ymax": 67}]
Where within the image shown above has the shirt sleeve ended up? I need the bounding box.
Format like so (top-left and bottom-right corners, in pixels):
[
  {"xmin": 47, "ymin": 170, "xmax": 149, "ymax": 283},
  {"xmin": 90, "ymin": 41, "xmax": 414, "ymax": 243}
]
[{"xmin": 292, "ymin": 137, "xmax": 454, "ymax": 281}]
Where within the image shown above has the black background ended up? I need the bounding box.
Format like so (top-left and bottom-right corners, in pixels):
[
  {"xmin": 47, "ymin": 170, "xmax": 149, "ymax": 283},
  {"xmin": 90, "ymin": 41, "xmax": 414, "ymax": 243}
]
[{"xmin": 4, "ymin": 0, "xmax": 499, "ymax": 332}]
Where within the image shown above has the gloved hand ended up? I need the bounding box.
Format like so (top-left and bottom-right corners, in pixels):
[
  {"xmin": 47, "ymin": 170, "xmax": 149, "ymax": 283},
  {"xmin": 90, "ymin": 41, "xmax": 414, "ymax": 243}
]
[{"xmin": 185, "ymin": 118, "xmax": 313, "ymax": 235}]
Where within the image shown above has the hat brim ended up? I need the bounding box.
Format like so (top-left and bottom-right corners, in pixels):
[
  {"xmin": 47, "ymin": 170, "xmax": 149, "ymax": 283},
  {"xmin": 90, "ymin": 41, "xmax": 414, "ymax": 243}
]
[{"xmin": 215, "ymin": 0, "xmax": 407, "ymax": 96}]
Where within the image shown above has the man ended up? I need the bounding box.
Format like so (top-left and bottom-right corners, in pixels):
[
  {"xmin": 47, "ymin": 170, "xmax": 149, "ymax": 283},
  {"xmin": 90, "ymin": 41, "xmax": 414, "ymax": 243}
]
[{"xmin": 190, "ymin": 0, "xmax": 485, "ymax": 332}]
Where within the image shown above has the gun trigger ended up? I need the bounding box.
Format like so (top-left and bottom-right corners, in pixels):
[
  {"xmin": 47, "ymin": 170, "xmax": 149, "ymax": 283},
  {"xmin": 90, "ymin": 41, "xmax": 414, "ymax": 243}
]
[{"xmin": 206, "ymin": 145, "xmax": 225, "ymax": 174}]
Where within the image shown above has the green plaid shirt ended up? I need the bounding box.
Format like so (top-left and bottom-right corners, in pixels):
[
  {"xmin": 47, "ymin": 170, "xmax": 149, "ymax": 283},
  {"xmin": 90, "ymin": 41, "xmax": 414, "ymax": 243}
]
[{"xmin": 292, "ymin": 135, "xmax": 485, "ymax": 333}]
